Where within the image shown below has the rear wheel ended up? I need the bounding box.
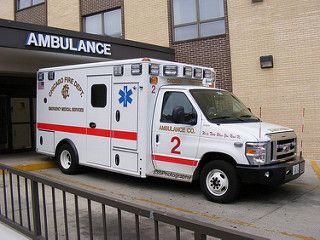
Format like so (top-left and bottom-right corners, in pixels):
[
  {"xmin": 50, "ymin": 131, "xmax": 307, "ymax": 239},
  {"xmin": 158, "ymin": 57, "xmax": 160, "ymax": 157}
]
[
  {"xmin": 56, "ymin": 143, "xmax": 80, "ymax": 174},
  {"xmin": 200, "ymin": 160, "xmax": 240, "ymax": 203}
]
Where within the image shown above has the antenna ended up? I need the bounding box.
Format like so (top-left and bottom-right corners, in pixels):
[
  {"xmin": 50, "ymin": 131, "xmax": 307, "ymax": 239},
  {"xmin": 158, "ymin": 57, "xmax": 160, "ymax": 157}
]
[
  {"xmin": 259, "ymin": 106, "xmax": 262, "ymax": 140},
  {"xmin": 300, "ymin": 107, "xmax": 305, "ymax": 157}
]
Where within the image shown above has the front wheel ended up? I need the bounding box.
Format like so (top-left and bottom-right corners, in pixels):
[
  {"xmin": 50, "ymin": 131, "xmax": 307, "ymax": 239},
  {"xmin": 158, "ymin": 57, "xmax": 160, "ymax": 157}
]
[
  {"xmin": 56, "ymin": 143, "xmax": 80, "ymax": 175},
  {"xmin": 200, "ymin": 160, "xmax": 240, "ymax": 203}
]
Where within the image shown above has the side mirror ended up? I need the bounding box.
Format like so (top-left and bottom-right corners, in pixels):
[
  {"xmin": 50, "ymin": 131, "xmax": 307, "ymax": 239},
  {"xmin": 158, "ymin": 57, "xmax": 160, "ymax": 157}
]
[
  {"xmin": 172, "ymin": 106, "xmax": 185, "ymax": 124},
  {"xmin": 248, "ymin": 107, "xmax": 252, "ymax": 113}
]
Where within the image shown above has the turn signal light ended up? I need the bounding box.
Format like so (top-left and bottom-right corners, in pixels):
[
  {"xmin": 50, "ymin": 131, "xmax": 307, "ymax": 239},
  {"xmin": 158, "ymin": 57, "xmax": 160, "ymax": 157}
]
[{"xmin": 150, "ymin": 76, "xmax": 158, "ymax": 84}]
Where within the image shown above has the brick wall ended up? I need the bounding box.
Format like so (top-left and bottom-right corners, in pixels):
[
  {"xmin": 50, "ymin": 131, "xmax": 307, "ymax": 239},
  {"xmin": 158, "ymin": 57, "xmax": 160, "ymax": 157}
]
[
  {"xmin": 80, "ymin": 0, "xmax": 122, "ymax": 16},
  {"xmin": 47, "ymin": 0, "xmax": 80, "ymax": 31},
  {"xmin": 168, "ymin": 0, "xmax": 232, "ymax": 91},
  {"xmin": 16, "ymin": 3, "xmax": 47, "ymax": 26},
  {"xmin": 0, "ymin": 0, "xmax": 14, "ymax": 20},
  {"xmin": 228, "ymin": 0, "xmax": 320, "ymax": 160},
  {"xmin": 124, "ymin": 0, "xmax": 170, "ymax": 47}
]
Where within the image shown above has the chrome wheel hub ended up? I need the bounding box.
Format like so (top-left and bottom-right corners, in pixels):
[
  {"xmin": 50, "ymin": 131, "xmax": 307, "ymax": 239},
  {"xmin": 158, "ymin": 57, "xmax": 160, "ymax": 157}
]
[
  {"xmin": 60, "ymin": 150, "xmax": 71, "ymax": 169},
  {"xmin": 206, "ymin": 169, "xmax": 229, "ymax": 196}
]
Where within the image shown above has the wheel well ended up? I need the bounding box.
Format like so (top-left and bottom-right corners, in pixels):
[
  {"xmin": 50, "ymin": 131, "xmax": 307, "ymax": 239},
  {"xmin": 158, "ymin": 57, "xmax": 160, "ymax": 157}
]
[
  {"xmin": 193, "ymin": 152, "xmax": 237, "ymax": 182},
  {"xmin": 55, "ymin": 139, "xmax": 78, "ymax": 158}
]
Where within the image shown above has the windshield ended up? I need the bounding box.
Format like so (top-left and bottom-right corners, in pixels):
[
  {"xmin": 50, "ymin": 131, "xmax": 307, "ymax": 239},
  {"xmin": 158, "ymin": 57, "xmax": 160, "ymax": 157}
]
[{"xmin": 190, "ymin": 89, "xmax": 260, "ymax": 123}]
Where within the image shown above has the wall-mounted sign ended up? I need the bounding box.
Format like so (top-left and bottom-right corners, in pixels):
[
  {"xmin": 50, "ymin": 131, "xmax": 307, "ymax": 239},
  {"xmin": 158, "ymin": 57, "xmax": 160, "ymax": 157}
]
[{"xmin": 26, "ymin": 32, "xmax": 111, "ymax": 56}]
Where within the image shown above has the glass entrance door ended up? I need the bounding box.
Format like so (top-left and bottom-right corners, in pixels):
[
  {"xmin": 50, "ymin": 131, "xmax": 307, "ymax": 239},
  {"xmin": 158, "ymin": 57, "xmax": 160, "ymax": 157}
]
[{"xmin": 11, "ymin": 98, "xmax": 32, "ymax": 150}]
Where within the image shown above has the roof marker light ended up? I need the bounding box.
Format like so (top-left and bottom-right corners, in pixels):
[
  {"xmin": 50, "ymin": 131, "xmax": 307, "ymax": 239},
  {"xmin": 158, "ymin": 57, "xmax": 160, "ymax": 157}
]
[{"xmin": 142, "ymin": 57, "xmax": 151, "ymax": 62}]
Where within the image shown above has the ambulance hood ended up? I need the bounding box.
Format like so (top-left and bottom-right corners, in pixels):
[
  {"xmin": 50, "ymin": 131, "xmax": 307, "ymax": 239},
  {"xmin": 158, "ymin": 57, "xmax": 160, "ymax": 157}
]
[{"xmin": 216, "ymin": 121, "xmax": 294, "ymax": 142}]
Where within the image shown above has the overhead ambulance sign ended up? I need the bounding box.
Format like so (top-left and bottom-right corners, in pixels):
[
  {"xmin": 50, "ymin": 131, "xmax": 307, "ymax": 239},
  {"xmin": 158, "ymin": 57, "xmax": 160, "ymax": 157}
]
[{"xmin": 26, "ymin": 32, "xmax": 111, "ymax": 56}]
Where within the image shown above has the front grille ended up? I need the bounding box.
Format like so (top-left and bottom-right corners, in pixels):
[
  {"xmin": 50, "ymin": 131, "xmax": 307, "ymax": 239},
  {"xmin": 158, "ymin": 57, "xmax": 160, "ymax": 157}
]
[{"xmin": 271, "ymin": 138, "xmax": 296, "ymax": 162}]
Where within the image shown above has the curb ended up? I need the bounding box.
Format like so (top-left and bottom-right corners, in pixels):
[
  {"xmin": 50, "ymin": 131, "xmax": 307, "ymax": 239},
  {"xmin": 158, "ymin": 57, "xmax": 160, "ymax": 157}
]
[
  {"xmin": 0, "ymin": 161, "xmax": 56, "ymax": 175},
  {"xmin": 310, "ymin": 160, "xmax": 320, "ymax": 180}
]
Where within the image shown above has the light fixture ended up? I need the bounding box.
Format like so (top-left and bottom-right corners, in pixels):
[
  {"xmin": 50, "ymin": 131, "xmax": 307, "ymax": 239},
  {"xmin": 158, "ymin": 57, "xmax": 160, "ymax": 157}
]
[
  {"xmin": 163, "ymin": 65, "xmax": 178, "ymax": 76},
  {"xmin": 183, "ymin": 66, "xmax": 192, "ymax": 78},
  {"xmin": 48, "ymin": 71, "xmax": 55, "ymax": 80},
  {"xmin": 131, "ymin": 64, "xmax": 142, "ymax": 75},
  {"xmin": 114, "ymin": 65, "xmax": 124, "ymax": 76},
  {"xmin": 260, "ymin": 55, "xmax": 273, "ymax": 69},
  {"xmin": 149, "ymin": 64, "xmax": 160, "ymax": 76},
  {"xmin": 194, "ymin": 68, "xmax": 203, "ymax": 78}
]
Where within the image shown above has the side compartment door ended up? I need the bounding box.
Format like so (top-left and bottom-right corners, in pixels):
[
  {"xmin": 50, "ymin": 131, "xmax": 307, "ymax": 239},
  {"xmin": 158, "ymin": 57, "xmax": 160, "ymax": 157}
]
[
  {"xmin": 86, "ymin": 75, "xmax": 112, "ymax": 166},
  {"xmin": 152, "ymin": 90, "xmax": 200, "ymax": 176},
  {"xmin": 111, "ymin": 83, "xmax": 139, "ymax": 173}
]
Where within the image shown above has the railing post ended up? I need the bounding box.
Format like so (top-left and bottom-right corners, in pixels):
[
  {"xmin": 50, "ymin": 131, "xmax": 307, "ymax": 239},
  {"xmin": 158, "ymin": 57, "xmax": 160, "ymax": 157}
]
[{"xmin": 31, "ymin": 180, "xmax": 42, "ymax": 240}]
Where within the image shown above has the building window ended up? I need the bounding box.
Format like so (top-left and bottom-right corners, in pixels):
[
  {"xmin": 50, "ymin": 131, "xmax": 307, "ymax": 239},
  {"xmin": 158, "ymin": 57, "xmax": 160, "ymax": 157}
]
[
  {"xmin": 17, "ymin": 0, "xmax": 45, "ymax": 10},
  {"xmin": 83, "ymin": 9, "xmax": 122, "ymax": 38},
  {"xmin": 172, "ymin": 0, "xmax": 225, "ymax": 42}
]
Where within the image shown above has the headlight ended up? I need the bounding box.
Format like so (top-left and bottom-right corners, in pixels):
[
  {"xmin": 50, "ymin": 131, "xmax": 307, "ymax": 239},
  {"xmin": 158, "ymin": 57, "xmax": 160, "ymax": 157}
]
[{"xmin": 245, "ymin": 142, "xmax": 268, "ymax": 165}]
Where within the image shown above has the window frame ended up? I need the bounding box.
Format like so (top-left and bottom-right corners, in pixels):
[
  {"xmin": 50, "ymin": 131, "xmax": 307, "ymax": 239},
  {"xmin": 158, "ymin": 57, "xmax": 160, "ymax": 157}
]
[
  {"xmin": 83, "ymin": 8, "xmax": 122, "ymax": 38},
  {"xmin": 171, "ymin": 0, "xmax": 226, "ymax": 42},
  {"xmin": 160, "ymin": 91, "xmax": 197, "ymax": 125},
  {"xmin": 16, "ymin": 0, "xmax": 45, "ymax": 11}
]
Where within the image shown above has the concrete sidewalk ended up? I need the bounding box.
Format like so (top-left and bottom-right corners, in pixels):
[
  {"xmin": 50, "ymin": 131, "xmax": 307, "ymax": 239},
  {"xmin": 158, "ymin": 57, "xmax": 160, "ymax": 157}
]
[{"xmin": 0, "ymin": 222, "xmax": 29, "ymax": 239}]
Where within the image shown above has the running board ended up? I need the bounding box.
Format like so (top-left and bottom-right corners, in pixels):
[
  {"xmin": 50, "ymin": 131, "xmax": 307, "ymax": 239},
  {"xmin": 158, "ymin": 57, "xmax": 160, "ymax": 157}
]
[{"xmin": 148, "ymin": 170, "xmax": 193, "ymax": 182}]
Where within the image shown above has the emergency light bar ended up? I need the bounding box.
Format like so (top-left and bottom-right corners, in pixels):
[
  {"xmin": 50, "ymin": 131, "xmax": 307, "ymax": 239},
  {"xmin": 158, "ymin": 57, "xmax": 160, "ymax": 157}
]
[
  {"xmin": 194, "ymin": 68, "xmax": 203, "ymax": 79},
  {"xmin": 163, "ymin": 65, "xmax": 178, "ymax": 76},
  {"xmin": 131, "ymin": 64, "xmax": 142, "ymax": 75},
  {"xmin": 114, "ymin": 65, "xmax": 123, "ymax": 76},
  {"xmin": 183, "ymin": 66, "xmax": 193, "ymax": 78},
  {"xmin": 38, "ymin": 72, "xmax": 44, "ymax": 81},
  {"xmin": 149, "ymin": 64, "xmax": 160, "ymax": 76},
  {"xmin": 204, "ymin": 69, "xmax": 212, "ymax": 79}
]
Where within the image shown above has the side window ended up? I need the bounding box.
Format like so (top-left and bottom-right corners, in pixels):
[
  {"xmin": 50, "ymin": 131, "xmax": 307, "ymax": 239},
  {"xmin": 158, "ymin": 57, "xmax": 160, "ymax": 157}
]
[
  {"xmin": 161, "ymin": 91, "xmax": 197, "ymax": 124},
  {"xmin": 91, "ymin": 84, "xmax": 106, "ymax": 108}
]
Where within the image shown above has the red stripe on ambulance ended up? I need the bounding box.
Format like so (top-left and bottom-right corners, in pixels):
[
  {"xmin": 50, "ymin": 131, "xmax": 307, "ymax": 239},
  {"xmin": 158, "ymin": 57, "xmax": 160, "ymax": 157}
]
[
  {"xmin": 152, "ymin": 154, "xmax": 198, "ymax": 166},
  {"xmin": 37, "ymin": 123, "xmax": 86, "ymax": 134},
  {"xmin": 37, "ymin": 123, "xmax": 137, "ymax": 141},
  {"xmin": 112, "ymin": 130, "xmax": 137, "ymax": 140}
]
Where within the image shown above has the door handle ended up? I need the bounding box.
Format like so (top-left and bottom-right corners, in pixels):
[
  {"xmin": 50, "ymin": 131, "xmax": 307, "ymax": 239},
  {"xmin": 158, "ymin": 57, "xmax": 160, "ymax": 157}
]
[
  {"xmin": 116, "ymin": 110, "xmax": 120, "ymax": 122},
  {"xmin": 89, "ymin": 122, "xmax": 96, "ymax": 128},
  {"xmin": 156, "ymin": 134, "xmax": 159, "ymax": 143}
]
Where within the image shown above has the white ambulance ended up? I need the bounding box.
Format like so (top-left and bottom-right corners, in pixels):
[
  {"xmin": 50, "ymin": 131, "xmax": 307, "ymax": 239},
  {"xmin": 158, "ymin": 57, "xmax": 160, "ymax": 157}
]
[{"xmin": 36, "ymin": 58, "xmax": 304, "ymax": 203}]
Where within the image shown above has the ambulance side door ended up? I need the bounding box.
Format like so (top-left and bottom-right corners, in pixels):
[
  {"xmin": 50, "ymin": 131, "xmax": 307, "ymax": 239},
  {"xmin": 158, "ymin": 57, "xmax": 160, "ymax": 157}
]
[
  {"xmin": 152, "ymin": 89, "xmax": 200, "ymax": 176},
  {"xmin": 86, "ymin": 75, "xmax": 112, "ymax": 167}
]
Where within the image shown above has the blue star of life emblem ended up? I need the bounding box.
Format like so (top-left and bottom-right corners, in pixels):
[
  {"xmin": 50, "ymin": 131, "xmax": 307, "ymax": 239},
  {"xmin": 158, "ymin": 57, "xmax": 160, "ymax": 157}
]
[{"xmin": 118, "ymin": 86, "xmax": 133, "ymax": 107}]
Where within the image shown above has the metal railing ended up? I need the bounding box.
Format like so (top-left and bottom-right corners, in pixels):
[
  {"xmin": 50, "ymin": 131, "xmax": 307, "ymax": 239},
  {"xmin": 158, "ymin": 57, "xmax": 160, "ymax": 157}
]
[{"xmin": 0, "ymin": 162, "xmax": 268, "ymax": 240}]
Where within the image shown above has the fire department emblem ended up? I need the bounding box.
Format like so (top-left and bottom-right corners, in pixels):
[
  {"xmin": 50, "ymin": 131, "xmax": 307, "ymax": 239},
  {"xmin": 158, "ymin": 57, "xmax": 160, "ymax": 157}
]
[{"xmin": 61, "ymin": 84, "xmax": 70, "ymax": 99}]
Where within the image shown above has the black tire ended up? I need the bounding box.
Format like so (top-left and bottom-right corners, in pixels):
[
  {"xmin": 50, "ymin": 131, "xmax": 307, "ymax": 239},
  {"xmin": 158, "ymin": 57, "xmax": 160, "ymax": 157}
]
[
  {"xmin": 56, "ymin": 143, "xmax": 80, "ymax": 175},
  {"xmin": 200, "ymin": 160, "xmax": 240, "ymax": 203}
]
